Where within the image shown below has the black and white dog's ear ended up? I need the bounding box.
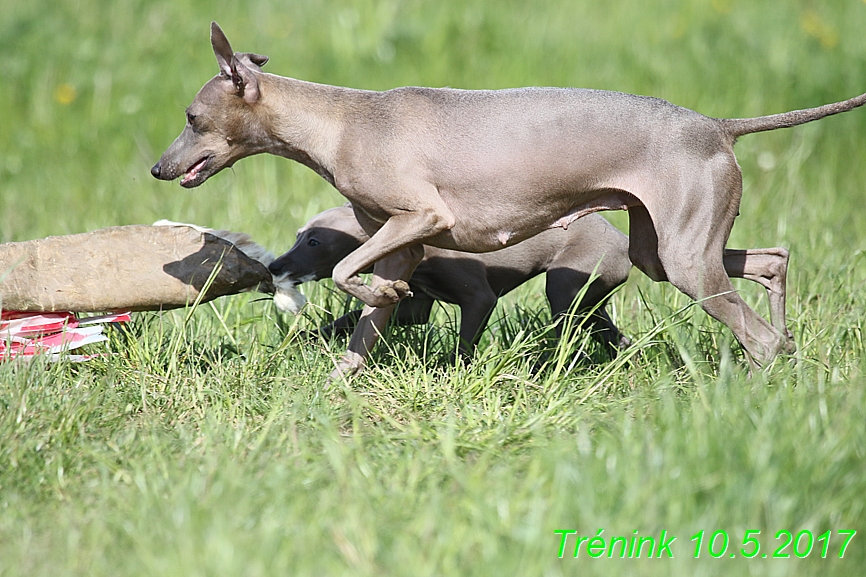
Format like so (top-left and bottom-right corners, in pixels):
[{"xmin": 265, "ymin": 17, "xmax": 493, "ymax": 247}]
[{"xmin": 211, "ymin": 22, "xmax": 234, "ymax": 78}]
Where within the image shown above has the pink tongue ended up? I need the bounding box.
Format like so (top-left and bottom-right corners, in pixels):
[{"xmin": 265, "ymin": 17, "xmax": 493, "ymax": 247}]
[{"xmin": 182, "ymin": 159, "xmax": 206, "ymax": 184}]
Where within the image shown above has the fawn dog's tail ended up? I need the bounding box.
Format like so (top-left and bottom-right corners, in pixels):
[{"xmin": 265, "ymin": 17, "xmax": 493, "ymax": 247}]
[{"xmin": 720, "ymin": 91, "xmax": 866, "ymax": 139}]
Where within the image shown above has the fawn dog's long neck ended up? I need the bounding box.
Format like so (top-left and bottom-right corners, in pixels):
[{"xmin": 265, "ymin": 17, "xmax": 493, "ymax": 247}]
[{"xmin": 258, "ymin": 74, "xmax": 369, "ymax": 185}]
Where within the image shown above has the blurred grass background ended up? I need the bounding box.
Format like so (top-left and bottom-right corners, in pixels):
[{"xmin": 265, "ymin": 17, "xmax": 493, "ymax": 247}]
[{"xmin": 2, "ymin": 0, "xmax": 866, "ymax": 575}]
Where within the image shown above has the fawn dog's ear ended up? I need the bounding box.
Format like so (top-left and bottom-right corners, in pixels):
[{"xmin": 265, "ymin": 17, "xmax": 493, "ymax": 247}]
[
  {"xmin": 229, "ymin": 55, "xmax": 260, "ymax": 103},
  {"xmin": 211, "ymin": 22, "xmax": 261, "ymax": 104},
  {"xmin": 240, "ymin": 52, "xmax": 269, "ymax": 68},
  {"xmin": 210, "ymin": 22, "xmax": 234, "ymax": 78}
]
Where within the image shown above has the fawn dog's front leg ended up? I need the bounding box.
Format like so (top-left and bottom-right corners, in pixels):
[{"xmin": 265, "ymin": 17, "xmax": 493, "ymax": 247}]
[
  {"xmin": 330, "ymin": 246, "xmax": 425, "ymax": 380},
  {"xmin": 331, "ymin": 191, "xmax": 456, "ymax": 308}
]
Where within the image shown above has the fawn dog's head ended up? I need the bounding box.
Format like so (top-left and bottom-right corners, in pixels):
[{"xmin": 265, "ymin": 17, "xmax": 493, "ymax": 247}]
[{"xmin": 151, "ymin": 22, "xmax": 270, "ymax": 187}]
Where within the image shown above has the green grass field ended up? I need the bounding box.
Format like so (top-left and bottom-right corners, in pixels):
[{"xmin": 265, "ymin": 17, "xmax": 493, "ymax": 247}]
[{"xmin": 2, "ymin": 0, "xmax": 866, "ymax": 575}]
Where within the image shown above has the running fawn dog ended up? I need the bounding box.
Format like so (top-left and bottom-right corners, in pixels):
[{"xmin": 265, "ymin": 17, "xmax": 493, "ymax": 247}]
[{"xmin": 152, "ymin": 22, "xmax": 860, "ymax": 377}]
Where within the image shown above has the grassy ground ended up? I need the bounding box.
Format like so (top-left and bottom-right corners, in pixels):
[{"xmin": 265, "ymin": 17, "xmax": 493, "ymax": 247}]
[{"xmin": 2, "ymin": 0, "xmax": 866, "ymax": 575}]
